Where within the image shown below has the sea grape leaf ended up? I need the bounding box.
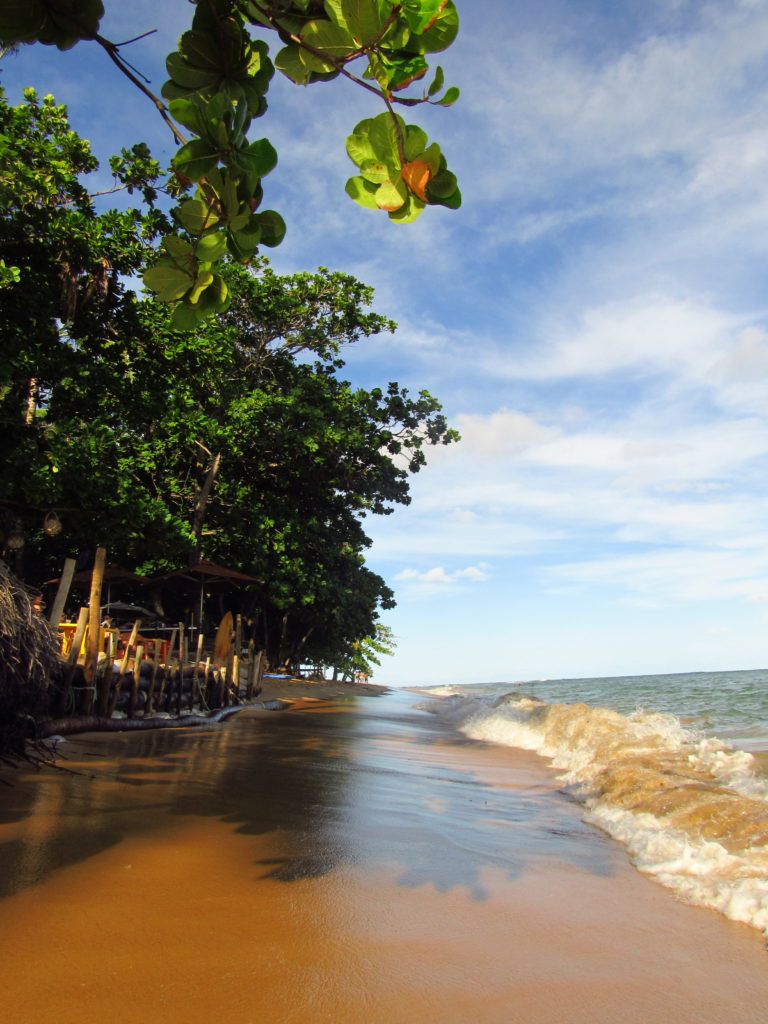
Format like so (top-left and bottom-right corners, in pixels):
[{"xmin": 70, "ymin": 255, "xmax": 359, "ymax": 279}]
[
  {"xmin": 435, "ymin": 86, "xmax": 460, "ymax": 106},
  {"xmin": 178, "ymin": 198, "xmax": 220, "ymax": 233},
  {"xmin": 143, "ymin": 260, "xmax": 195, "ymax": 302},
  {"xmin": 196, "ymin": 230, "xmax": 229, "ymax": 260},
  {"xmin": 425, "ymin": 168, "xmax": 457, "ymax": 199},
  {"xmin": 254, "ymin": 210, "xmax": 286, "ymax": 247},
  {"xmin": 404, "ymin": 1, "xmax": 459, "ymax": 53},
  {"xmin": 275, "ymin": 44, "xmax": 311, "ymax": 84},
  {"xmin": 427, "ymin": 64, "xmax": 444, "ymax": 96},
  {"xmin": 338, "ymin": 0, "xmax": 385, "ymax": 44},
  {"xmin": 173, "ymin": 138, "xmax": 220, "ymax": 181},
  {"xmin": 346, "ymin": 129, "xmax": 377, "ymax": 166},
  {"xmin": 345, "ymin": 176, "xmax": 380, "ymax": 209},
  {"xmin": 403, "ymin": 124, "xmax": 428, "ymax": 161},
  {"xmin": 360, "ymin": 160, "xmax": 390, "ymax": 184},
  {"xmin": 299, "ymin": 20, "xmax": 357, "ymax": 73},
  {"xmin": 375, "ymin": 178, "xmax": 407, "ymax": 211}
]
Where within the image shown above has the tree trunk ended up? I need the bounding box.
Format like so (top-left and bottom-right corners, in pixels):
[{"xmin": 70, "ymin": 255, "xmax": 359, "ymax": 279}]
[{"xmin": 190, "ymin": 451, "xmax": 222, "ymax": 562}]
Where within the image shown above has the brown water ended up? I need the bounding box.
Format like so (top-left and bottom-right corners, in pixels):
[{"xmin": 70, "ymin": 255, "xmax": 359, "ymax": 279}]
[{"xmin": 1, "ymin": 689, "xmax": 767, "ymax": 1024}]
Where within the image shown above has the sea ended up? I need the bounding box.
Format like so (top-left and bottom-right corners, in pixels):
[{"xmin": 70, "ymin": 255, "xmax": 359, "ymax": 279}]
[{"xmin": 417, "ymin": 667, "xmax": 768, "ymax": 935}]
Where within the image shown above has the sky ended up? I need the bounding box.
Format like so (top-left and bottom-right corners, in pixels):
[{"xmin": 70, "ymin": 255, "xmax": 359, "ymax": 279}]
[{"xmin": 4, "ymin": 1, "xmax": 768, "ymax": 685}]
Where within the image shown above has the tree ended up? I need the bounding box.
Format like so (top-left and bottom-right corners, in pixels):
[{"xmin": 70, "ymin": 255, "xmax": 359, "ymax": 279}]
[
  {"xmin": 0, "ymin": 86, "xmax": 459, "ymax": 673},
  {"xmin": 0, "ymin": 1, "xmax": 462, "ymax": 328}
]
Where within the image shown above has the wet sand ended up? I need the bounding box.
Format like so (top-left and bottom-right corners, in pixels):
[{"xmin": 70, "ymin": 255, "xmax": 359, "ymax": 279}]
[{"xmin": 1, "ymin": 688, "xmax": 767, "ymax": 1023}]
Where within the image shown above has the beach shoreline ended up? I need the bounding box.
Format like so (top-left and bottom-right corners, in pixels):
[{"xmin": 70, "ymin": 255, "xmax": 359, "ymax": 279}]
[
  {"xmin": 3, "ymin": 686, "xmax": 768, "ymax": 1024},
  {"xmin": 254, "ymin": 674, "xmax": 390, "ymax": 705}
]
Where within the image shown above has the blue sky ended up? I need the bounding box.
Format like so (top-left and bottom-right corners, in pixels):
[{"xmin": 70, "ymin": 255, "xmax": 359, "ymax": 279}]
[{"xmin": 4, "ymin": 1, "xmax": 768, "ymax": 685}]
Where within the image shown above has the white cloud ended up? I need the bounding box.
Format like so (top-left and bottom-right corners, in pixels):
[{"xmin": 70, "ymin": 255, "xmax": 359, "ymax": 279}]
[{"xmin": 394, "ymin": 564, "xmax": 491, "ymax": 586}]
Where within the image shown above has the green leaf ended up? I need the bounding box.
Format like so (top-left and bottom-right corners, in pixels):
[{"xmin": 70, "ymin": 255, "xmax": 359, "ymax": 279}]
[
  {"xmin": 401, "ymin": 0, "xmax": 445, "ymax": 35},
  {"xmin": 359, "ymin": 160, "xmax": 390, "ymax": 184},
  {"xmin": 168, "ymin": 97, "xmax": 206, "ymax": 135},
  {"xmin": 435, "ymin": 86, "xmax": 460, "ymax": 106},
  {"xmin": 231, "ymin": 137, "xmax": 277, "ymax": 178},
  {"xmin": 275, "ymin": 44, "xmax": 311, "ymax": 84},
  {"xmin": 196, "ymin": 230, "xmax": 229, "ymax": 261},
  {"xmin": 299, "ymin": 19, "xmax": 357, "ymax": 73},
  {"xmin": 177, "ymin": 198, "xmax": 220, "ymax": 233},
  {"xmin": 375, "ymin": 178, "xmax": 407, "ymax": 211},
  {"xmin": 416, "ymin": 141, "xmax": 441, "ymax": 177},
  {"xmin": 188, "ymin": 270, "xmax": 215, "ymax": 305},
  {"xmin": 346, "ymin": 130, "xmax": 376, "ymax": 167},
  {"xmin": 368, "ymin": 112, "xmax": 403, "ymax": 167},
  {"xmin": 431, "ymin": 185, "xmax": 461, "ymax": 209},
  {"xmin": 162, "ymin": 234, "xmax": 194, "ymax": 260},
  {"xmin": 170, "ymin": 302, "xmax": 203, "ymax": 330},
  {"xmin": 388, "ymin": 54, "xmax": 429, "ymax": 92},
  {"xmin": 425, "ymin": 169, "xmax": 457, "ymax": 200},
  {"xmin": 143, "ymin": 260, "xmax": 194, "ymax": 302},
  {"xmin": 403, "ymin": 124, "xmax": 428, "ymax": 161},
  {"xmin": 345, "ymin": 176, "xmax": 380, "ymax": 210},
  {"xmin": 404, "ymin": 1, "xmax": 459, "ymax": 54},
  {"xmin": 338, "ymin": 0, "xmax": 385, "ymax": 44},
  {"xmin": 388, "ymin": 195, "xmax": 426, "ymax": 223},
  {"xmin": 173, "ymin": 139, "xmax": 220, "ymax": 182},
  {"xmin": 166, "ymin": 51, "xmax": 220, "ymax": 91},
  {"xmin": 427, "ymin": 64, "xmax": 444, "ymax": 96},
  {"xmin": 254, "ymin": 210, "xmax": 286, "ymax": 247}
]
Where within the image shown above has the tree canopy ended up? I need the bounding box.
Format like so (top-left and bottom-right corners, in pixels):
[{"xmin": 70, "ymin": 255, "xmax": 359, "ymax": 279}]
[
  {"xmin": 0, "ymin": 86, "xmax": 459, "ymax": 672},
  {"xmin": 0, "ymin": 1, "xmax": 461, "ymax": 328}
]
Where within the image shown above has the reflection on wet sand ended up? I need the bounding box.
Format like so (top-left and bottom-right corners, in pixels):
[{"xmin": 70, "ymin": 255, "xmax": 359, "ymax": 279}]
[{"xmin": 1, "ymin": 691, "xmax": 768, "ymax": 1024}]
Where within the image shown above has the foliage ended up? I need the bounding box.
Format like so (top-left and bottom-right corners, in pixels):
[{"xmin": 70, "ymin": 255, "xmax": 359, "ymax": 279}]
[
  {"xmin": 0, "ymin": 0, "xmax": 461, "ymax": 328},
  {"xmin": 0, "ymin": 87, "xmax": 459, "ymax": 672}
]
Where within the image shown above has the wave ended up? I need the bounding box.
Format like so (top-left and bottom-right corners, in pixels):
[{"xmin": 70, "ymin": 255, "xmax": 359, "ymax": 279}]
[{"xmin": 425, "ymin": 692, "xmax": 768, "ymax": 934}]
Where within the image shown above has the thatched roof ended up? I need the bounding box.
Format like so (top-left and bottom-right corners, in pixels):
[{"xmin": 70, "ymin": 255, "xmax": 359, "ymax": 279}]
[{"xmin": 0, "ymin": 560, "xmax": 60, "ymax": 756}]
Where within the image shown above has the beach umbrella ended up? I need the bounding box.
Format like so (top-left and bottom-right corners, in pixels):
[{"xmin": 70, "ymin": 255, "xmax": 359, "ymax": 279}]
[
  {"xmin": 45, "ymin": 563, "xmax": 149, "ymax": 608},
  {"xmin": 150, "ymin": 560, "xmax": 261, "ymax": 628}
]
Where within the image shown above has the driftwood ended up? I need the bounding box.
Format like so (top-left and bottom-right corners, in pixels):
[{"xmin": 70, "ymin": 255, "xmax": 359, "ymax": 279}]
[{"xmin": 37, "ymin": 699, "xmax": 289, "ymax": 739}]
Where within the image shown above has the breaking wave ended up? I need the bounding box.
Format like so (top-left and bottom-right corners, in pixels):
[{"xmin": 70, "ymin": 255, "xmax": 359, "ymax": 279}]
[{"xmin": 426, "ymin": 691, "xmax": 768, "ymax": 934}]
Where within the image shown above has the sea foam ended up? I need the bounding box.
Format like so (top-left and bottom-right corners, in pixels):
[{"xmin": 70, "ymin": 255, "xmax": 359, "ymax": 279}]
[{"xmin": 425, "ymin": 692, "xmax": 768, "ymax": 934}]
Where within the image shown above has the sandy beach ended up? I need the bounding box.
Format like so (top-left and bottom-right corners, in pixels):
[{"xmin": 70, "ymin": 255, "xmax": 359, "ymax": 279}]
[{"xmin": 1, "ymin": 686, "xmax": 767, "ymax": 1024}]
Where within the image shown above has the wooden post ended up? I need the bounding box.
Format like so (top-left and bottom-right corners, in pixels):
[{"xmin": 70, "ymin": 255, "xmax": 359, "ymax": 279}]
[
  {"xmin": 233, "ymin": 614, "xmax": 242, "ymax": 700},
  {"xmin": 58, "ymin": 606, "xmax": 89, "ymax": 715},
  {"xmin": 128, "ymin": 644, "xmax": 144, "ymax": 719},
  {"xmin": 190, "ymin": 633, "xmax": 203, "ymax": 710},
  {"xmin": 254, "ymin": 649, "xmax": 265, "ymax": 697},
  {"xmin": 107, "ymin": 619, "xmax": 141, "ymax": 717},
  {"xmin": 83, "ymin": 546, "xmax": 107, "ymax": 714},
  {"xmin": 203, "ymin": 657, "xmax": 211, "ymax": 706},
  {"xmin": 245, "ymin": 638, "xmax": 256, "ymax": 700},
  {"xmin": 146, "ymin": 657, "xmax": 160, "ymax": 716},
  {"xmin": 48, "ymin": 556, "xmax": 76, "ymax": 627}
]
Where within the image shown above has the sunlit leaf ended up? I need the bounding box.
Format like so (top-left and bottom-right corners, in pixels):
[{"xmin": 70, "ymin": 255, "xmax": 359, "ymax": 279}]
[
  {"xmin": 375, "ymin": 178, "xmax": 407, "ymax": 211},
  {"xmin": 345, "ymin": 176, "xmax": 380, "ymax": 209},
  {"xmin": 275, "ymin": 44, "xmax": 311, "ymax": 84},
  {"xmin": 196, "ymin": 230, "xmax": 229, "ymax": 260},
  {"xmin": 177, "ymin": 198, "xmax": 220, "ymax": 233}
]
